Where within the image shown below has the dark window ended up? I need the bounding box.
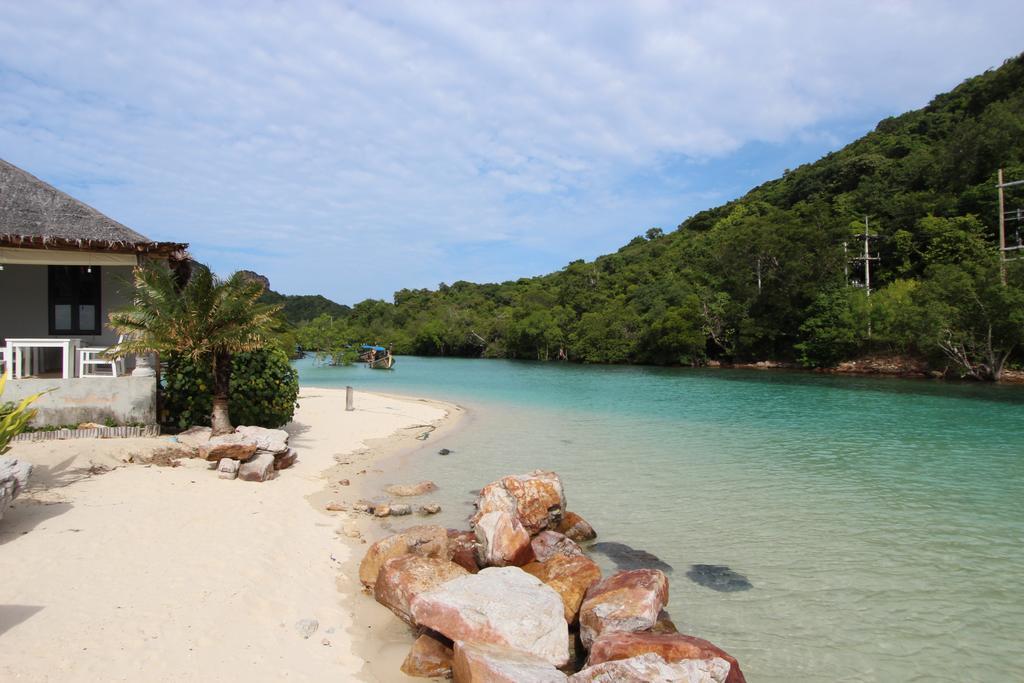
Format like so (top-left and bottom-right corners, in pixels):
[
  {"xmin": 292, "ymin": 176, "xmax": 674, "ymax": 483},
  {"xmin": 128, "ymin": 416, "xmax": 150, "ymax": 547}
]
[{"xmin": 48, "ymin": 266, "xmax": 102, "ymax": 335}]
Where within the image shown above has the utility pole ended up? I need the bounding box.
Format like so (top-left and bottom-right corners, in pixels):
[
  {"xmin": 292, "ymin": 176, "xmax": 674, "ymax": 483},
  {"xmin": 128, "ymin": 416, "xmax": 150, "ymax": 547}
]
[
  {"xmin": 996, "ymin": 168, "xmax": 1024, "ymax": 286},
  {"xmin": 849, "ymin": 216, "xmax": 881, "ymax": 339}
]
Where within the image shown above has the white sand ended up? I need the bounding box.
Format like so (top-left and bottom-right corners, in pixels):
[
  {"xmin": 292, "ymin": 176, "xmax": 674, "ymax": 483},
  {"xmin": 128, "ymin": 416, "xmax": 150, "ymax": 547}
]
[{"xmin": 0, "ymin": 388, "xmax": 454, "ymax": 682}]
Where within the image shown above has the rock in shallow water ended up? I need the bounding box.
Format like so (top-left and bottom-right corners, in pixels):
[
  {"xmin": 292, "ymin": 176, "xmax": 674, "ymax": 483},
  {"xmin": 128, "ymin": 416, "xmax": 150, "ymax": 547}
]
[
  {"xmin": 410, "ymin": 566, "xmax": 570, "ymax": 667},
  {"xmin": 473, "ymin": 470, "xmax": 566, "ymax": 535},
  {"xmin": 557, "ymin": 511, "xmax": 597, "ymax": 542},
  {"xmin": 578, "ymin": 569, "xmax": 669, "ymax": 648},
  {"xmin": 588, "ymin": 542, "xmax": 673, "ymax": 573},
  {"xmin": 568, "ymin": 652, "xmax": 729, "ymax": 683},
  {"xmin": 587, "ymin": 631, "xmax": 746, "ymax": 683},
  {"xmin": 685, "ymin": 565, "xmax": 752, "ymax": 592},
  {"xmin": 531, "ymin": 530, "xmax": 584, "ymax": 562},
  {"xmin": 386, "ymin": 480, "xmax": 438, "ymax": 497}
]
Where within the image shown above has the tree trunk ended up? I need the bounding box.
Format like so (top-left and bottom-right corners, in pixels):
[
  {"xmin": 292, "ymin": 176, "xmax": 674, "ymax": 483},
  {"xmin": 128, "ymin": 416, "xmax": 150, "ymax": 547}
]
[{"xmin": 210, "ymin": 352, "xmax": 233, "ymax": 435}]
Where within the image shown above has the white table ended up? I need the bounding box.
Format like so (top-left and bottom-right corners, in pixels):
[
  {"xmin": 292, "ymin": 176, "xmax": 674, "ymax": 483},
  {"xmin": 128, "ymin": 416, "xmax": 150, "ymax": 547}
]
[{"xmin": 4, "ymin": 338, "xmax": 82, "ymax": 379}]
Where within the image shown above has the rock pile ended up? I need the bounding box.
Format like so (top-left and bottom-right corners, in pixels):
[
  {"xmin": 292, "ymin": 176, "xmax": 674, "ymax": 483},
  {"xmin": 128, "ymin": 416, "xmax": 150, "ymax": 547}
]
[
  {"xmin": 177, "ymin": 425, "xmax": 296, "ymax": 482},
  {"xmin": 0, "ymin": 457, "xmax": 32, "ymax": 521},
  {"xmin": 361, "ymin": 470, "xmax": 746, "ymax": 682}
]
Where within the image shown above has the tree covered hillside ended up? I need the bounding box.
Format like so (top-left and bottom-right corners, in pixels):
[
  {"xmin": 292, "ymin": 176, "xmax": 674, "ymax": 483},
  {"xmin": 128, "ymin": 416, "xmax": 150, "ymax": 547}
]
[{"xmin": 297, "ymin": 54, "xmax": 1024, "ymax": 380}]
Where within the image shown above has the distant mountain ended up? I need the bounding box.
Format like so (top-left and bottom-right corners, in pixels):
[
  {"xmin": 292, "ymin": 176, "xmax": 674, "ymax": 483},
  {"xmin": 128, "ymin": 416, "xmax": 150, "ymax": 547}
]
[{"xmin": 260, "ymin": 288, "xmax": 350, "ymax": 325}]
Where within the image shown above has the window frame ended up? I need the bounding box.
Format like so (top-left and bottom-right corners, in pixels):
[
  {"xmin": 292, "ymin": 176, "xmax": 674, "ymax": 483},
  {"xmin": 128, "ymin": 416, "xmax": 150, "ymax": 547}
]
[{"xmin": 47, "ymin": 265, "xmax": 102, "ymax": 336}]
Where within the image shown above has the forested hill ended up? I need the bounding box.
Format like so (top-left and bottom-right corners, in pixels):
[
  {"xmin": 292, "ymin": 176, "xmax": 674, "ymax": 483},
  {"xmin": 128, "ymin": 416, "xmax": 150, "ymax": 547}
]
[
  {"xmin": 260, "ymin": 289, "xmax": 350, "ymax": 324},
  {"xmin": 295, "ymin": 54, "xmax": 1024, "ymax": 380}
]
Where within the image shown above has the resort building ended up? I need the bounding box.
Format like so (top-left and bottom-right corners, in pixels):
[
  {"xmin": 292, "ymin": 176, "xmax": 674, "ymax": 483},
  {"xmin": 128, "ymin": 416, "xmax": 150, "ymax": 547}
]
[{"xmin": 0, "ymin": 158, "xmax": 188, "ymax": 425}]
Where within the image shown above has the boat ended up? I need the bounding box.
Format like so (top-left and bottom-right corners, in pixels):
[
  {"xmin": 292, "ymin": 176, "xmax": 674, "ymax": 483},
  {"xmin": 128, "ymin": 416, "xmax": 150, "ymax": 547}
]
[{"xmin": 360, "ymin": 344, "xmax": 395, "ymax": 370}]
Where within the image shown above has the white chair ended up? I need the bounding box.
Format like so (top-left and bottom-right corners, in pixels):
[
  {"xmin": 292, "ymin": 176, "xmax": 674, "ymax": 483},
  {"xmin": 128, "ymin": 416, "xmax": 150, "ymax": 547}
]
[
  {"xmin": 78, "ymin": 337, "xmax": 126, "ymax": 378},
  {"xmin": 0, "ymin": 346, "xmax": 7, "ymax": 376}
]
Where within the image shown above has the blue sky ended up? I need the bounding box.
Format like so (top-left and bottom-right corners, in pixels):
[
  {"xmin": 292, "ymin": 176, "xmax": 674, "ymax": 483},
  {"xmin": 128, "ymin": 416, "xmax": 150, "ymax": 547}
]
[{"xmin": 1, "ymin": 1, "xmax": 1022, "ymax": 303}]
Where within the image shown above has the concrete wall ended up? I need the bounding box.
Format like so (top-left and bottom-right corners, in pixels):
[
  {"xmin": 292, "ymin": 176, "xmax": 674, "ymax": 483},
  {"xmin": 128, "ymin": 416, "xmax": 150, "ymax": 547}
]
[
  {"xmin": 0, "ymin": 264, "xmax": 133, "ymax": 346},
  {"xmin": 3, "ymin": 376, "xmax": 157, "ymax": 426}
]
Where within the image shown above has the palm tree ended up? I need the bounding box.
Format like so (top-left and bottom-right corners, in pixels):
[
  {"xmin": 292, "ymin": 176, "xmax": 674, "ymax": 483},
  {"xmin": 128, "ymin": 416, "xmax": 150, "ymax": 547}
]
[{"xmin": 109, "ymin": 261, "xmax": 281, "ymax": 434}]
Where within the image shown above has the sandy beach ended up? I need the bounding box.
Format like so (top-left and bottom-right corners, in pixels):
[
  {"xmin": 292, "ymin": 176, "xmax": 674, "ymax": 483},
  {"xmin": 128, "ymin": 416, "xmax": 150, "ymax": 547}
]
[{"xmin": 0, "ymin": 387, "xmax": 459, "ymax": 682}]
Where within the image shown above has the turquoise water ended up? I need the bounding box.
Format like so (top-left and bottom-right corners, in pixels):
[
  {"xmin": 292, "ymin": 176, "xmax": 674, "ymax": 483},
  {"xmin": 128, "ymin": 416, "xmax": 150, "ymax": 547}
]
[{"xmin": 298, "ymin": 356, "xmax": 1024, "ymax": 682}]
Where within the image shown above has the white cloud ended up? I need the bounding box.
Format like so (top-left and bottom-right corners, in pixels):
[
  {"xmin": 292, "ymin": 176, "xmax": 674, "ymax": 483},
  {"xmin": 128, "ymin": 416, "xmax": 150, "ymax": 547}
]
[{"xmin": 0, "ymin": 0, "xmax": 1020, "ymax": 301}]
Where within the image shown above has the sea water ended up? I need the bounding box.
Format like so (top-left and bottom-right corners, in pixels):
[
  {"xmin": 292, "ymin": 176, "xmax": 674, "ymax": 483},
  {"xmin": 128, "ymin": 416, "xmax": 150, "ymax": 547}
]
[{"xmin": 297, "ymin": 356, "xmax": 1024, "ymax": 681}]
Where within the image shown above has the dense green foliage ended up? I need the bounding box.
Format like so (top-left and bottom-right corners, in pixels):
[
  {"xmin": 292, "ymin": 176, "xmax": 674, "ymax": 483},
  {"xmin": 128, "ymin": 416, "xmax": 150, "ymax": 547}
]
[
  {"xmin": 0, "ymin": 374, "xmax": 43, "ymax": 454},
  {"xmin": 161, "ymin": 348, "xmax": 299, "ymax": 430},
  {"xmin": 294, "ymin": 55, "xmax": 1024, "ymax": 380},
  {"xmin": 260, "ymin": 289, "xmax": 351, "ymax": 325}
]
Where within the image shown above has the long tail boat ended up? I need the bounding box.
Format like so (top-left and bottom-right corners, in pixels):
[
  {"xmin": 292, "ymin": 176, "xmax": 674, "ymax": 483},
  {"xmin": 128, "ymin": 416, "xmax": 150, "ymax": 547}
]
[{"xmin": 360, "ymin": 344, "xmax": 395, "ymax": 370}]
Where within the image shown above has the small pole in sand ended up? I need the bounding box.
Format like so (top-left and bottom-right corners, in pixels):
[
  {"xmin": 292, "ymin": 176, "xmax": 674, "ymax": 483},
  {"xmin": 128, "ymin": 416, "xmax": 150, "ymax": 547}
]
[{"xmin": 345, "ymin": 386, "xmax": 354, "ymax": 411}]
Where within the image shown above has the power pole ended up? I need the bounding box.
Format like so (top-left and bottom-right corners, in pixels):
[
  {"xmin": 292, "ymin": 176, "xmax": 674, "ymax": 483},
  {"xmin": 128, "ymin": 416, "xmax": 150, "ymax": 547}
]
[
  {"xmin": 849, "ymin": 216, "xmax": 880, "ymax": 339},
  {"xmin": 996, "ymin": 168, "xmax": 1024, "ymax": 286}
]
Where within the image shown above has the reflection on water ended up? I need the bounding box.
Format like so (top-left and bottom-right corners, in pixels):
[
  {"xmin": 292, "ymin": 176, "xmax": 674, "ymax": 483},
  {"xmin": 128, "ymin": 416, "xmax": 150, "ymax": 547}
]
[{"xmin": 298, "ymin": 356, "xmax": 1024, "ymax": 682}]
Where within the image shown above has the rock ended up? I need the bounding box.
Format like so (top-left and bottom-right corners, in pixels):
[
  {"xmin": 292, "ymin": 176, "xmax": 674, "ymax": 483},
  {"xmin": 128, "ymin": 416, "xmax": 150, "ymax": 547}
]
[
  {"xmin": 473, "ymin": 470, "xmax": 566, "ymax": 535},
  {"xmin": 294, "ymin": 618, "xmax": 319, "ymax": 639},
  {"xmin": 273, "ymin": 449, "xmax": 298, "ymax": 470},
  {"xmin": 353, "ymin": 500, "xmax": 374, "ymax": 514},
  {"xmin": 410, "ymin": 567, "xmax": 569, "ymax": 667},
  {"xmin": 588, "ymin": 542, "xmax": 673, "ymax": 573},
  {"xmin": 685, "ymin": 565, "xmax": 752, "ymax": 592},
  {"xmin": 438, "ymin": 448, "xmax": 451, "ymax": 455},
  {"xmin": 557, "ymin": 511, "xmax": 597, "ymax": 542},
  {"xmin": 77, "ymin": 421, "xmax": 106, "ymax": 430},
  {"xmin": 199, "ymin": 433, "xmax": 258, "ymax": 462},
  {"xmin": 237, "ymin": 453, "xmax": 276, "ymax": 482},
  {"xmin": 522, "ymin": 554, "xmax": 602, "ymax": 623},
  {"xmin": 386, "ymin": 480, "xmax": 438, "ymax": 497},
  {"xmin": 339, "ymin": 479, "xmax": 350, "ymax": 486},
  {"xmin": 0, "ymin": 457, "xmax": 33, "ymax": 521},
  {"xmin": 651, "ymin": 610, "xmax": 679, "ymax": 635},
  {"xmin": 578, "ymin": 569, "xmax": 669, "ymax": 648},
  {"xmin": 475, "ymin": 510, "xmax": 533, "ymax": 567},
  {"xmin": 568, "ymin": 652, "xmax": 730, "ymax": 682},
  {"xmin": 325, "ymin": 501, "xmax": 347, "ymax": 512},
  {"xmin": 374, "ymin": 504, "xmax": 392, "ymax": 518},
  {"xmin": 216, "ymin": 458, "xmax": 239, "ymax": 480},
  {"xmin": 390, "ymin": 503, "xmax": 413, "ymax": 516},
  {"xmin": 235, "ymin": 425, "xmax": 290, "ymax": 454},
  {"xmin": 452, "ymin": 641, "xmax": 567, "ymax": 682},
  {"xmin": 531, "ymin": 530, "xmax": 584, "ymax": 562},
  {"xmin": 358, "ymin": 525, "xmax": 449, "ymax": 588},
  {"xmin": 419, "ymin": 503, "xmax": 442, "ymax": 515},
  {"xmin": 176, "ymin": 425, "xmax": 212, "ymax": 449},
  {"xmin": 587, "ymin": 632, "xmax": 746, "ymax": 683},
  {"xmin": 401, "ymin": 633, "xmax": 454, "ymax": 678},
  {"xmin": 374, "ymin": 555, "xmax": 469, "ymax": 626},
  {"xmin": 447, "ymin": 529, "xmax": 480, "ymax": 573}
]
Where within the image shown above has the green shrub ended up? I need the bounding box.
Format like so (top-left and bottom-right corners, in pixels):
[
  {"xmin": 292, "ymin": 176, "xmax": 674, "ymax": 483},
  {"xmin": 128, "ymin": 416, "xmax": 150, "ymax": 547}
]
[{"xmin": 161, "ymin": 347, "xmax": 299, "ymax": 431}]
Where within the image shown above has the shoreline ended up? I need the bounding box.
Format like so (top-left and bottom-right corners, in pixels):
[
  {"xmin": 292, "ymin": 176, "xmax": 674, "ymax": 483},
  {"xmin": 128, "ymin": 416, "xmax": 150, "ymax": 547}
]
[{"xmin": 0, "ymin": 386, "xmax": 460, "ymax": 682}]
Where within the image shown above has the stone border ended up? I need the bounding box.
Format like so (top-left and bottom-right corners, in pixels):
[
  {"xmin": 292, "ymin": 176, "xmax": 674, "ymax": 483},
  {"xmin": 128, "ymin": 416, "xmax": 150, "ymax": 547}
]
[{"xmin": 12, "ymin": 425, "xmax": 161, "ymax": 442}]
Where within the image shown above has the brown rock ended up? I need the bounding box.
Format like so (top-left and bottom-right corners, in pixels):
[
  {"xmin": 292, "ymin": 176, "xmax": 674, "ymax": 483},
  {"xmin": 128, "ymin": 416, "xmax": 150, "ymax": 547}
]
[
  {"xmin": 531, "ymin": 530, "xmax": 584, "ymax": 562},
  {"xmin": 401, "ymin": 633, "xmax": 454, "ymax": 678},
  {"xmin": 651, "ymin": 609, "xmax": 678, "ymax": 635},
  {"xmin": 237, "ymin": 453, "xmax": 276, "ymax": 482},
  {"xmin": 557, "ymin": 511, "xmax": 597, "ymax": 542},
  {"xmin": 325, "ymin": 501, "xmax": 347, "ymax": 512},
  {"xmin": 410, "ymin": 567, "xmax": 569, "ymax": 667},
  {"xmin": 199, "ymin": 433, "xmax": 258, "ymax": 462},
  {"xmin": 452, "ymin": 641, "xmax": 567, "ymax": 682},
  {"xmin": 447, "ymin": 529, "xmax": 480, "ymax": 573},
  {"xmin": 568, "ymin": 652, "xmax": 730, "ymax": 682},
  {"xmin": 522, "ymin": 554, "xmax": 602, "ymax": 623},
  {"xmin": 587, "ymin": 631, "xmax": 746, "ymax": 683},
  {"xmin": 578, "ymin": 569, "xmax": 669, "ymax": 648},
  {"xmin": 374, "ymin": 504, "xmax": 392, "ymax": 518},
  {"xmin": 339, "ymin": 479, "xmax": 350, "ymax": 486},
  {"xmin": 385, "ymin": 480, "xmax": 438, "ymax": 496},
  {"xmin": 475, "ymin": 510, "xmax": 533, "ymax": 567},
  {"xmin": 358, "ymin": 525, "xmax": 449, "ymax": 588},
  {"xmin": 390, "ymin": 503, "xmax": 413, "ymax": 516},
  {"xmin": 273, "ymin": 449, "xmax": 297, "ymax": 470},
  {"xmin": 472, "ymin": 470, "xmax": 566, "ymax": 535},
  {"xmin": 419, "ymin": 503, "xmax": 442, "ymax": 515},
  {"xmin": 374, "ymin": 555, "xmax": 469, "ymax": 626}
]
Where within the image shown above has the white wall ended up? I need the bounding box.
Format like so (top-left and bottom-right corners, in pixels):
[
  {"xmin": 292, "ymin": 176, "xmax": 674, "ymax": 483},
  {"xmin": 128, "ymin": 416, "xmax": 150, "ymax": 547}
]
[{"xmin": 0, "ymin": 263, "xmax": 134, "ymax": 350}]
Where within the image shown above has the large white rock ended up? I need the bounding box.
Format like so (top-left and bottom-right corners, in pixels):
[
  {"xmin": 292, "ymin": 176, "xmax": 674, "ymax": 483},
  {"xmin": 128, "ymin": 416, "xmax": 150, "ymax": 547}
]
[
  {"xmin": 0, "ymin": 457, "xmax": 32, "ymax": 521},
  {"xmin": 235, "ymin": 425, "xmax": 289, "ymax": 454},
  {"xmin": 410, "ymin": 566, "xmax": 569, "ymax": 667}
]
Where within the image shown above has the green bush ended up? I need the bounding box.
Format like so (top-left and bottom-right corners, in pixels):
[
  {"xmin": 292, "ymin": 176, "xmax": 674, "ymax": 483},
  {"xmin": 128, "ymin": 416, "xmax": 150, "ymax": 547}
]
[{"xmin": 161, "ymin": 347, "xmax": 299, "ymax": 430}]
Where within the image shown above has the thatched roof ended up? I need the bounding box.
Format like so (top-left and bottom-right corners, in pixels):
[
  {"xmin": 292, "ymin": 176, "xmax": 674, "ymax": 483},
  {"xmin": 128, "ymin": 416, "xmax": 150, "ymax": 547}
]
[{"xmin": 0, "ymin": 158, "xmax": 187, "ymax": 255}]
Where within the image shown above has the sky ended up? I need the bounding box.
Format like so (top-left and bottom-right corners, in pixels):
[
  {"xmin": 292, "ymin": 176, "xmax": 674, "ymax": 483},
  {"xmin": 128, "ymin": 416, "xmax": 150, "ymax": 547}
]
[{"xmin": 1, "ymin": 1, "xmax": 1022, "ymax": 304}]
